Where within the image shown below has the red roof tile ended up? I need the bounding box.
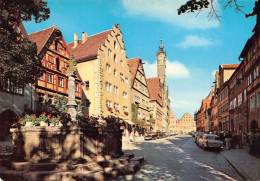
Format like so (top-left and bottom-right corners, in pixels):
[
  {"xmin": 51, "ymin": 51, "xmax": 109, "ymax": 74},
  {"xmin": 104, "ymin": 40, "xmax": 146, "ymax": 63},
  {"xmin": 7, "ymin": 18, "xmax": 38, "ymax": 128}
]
[
  {"xmin": 147, "ymin": 78, "xmax": 161, "ymax": 102},
  {"xmin": 67, "ymin": 30, "xmax": 112, "ymax": 61},
  {"xmin": 221, "ymin": 64, "xmax": 240, "ymax": 69},
  {"xmin": 128, "ymin": 58, "xmax": 140, "ymax": 85},
  {"xmin": 28, "ymin": 26, "xmax": 57, "ymax": 55}
]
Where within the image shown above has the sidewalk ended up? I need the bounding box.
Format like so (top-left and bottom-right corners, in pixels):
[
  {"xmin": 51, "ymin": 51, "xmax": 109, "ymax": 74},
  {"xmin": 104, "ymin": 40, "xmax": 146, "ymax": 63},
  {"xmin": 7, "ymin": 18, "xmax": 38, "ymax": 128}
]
[{"xmin": 221, "ymin": 146, "xmax": 260, "ymax": 181}]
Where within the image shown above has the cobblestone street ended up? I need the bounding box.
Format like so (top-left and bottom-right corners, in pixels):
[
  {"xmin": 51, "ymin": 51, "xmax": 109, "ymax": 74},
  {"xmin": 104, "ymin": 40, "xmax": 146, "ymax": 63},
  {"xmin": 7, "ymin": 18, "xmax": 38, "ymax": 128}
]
[{"xmin": 119, "ymin": 135, "xmax": 249, "ymax": 181}]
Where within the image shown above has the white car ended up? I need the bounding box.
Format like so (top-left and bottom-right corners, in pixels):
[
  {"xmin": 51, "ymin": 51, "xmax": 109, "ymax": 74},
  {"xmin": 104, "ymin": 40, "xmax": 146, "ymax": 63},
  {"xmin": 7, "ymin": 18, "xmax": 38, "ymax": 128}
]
[{"xmin": 199, "ymin": 134, "xmax": 224, "ymax": 150}]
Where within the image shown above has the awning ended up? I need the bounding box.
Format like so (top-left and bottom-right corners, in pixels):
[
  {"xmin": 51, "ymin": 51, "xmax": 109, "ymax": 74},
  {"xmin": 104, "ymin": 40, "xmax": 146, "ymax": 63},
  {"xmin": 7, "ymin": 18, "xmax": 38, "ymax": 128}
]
[{"xmin": 123, "ymin": 119, "xmax": 135, "ymax": 125}]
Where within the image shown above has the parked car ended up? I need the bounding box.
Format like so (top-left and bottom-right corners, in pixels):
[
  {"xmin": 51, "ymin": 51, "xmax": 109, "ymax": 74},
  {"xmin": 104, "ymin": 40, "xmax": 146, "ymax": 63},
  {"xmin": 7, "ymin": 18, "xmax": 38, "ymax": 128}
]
[
  {"xmin": 198, "ymin": 134, "xmax": 224, "ymax": 150},
  {"xmin": 170, "ymin": 132, "xmax": 177, "ymax": 136},
  {"xmin": 195, "ymin": 132, "xmax": 204, "ymax": 145},
  {"xmin": 144, "ymin": 134, "xmax": 153, "ymax": 140}
]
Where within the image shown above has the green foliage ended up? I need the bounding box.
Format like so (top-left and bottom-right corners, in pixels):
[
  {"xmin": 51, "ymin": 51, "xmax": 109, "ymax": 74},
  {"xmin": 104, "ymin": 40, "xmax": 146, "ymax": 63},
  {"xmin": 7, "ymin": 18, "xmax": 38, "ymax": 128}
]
[
  {"xmin": 53, "ymin": 95, "xmax": 68, "ymax": 114},
  {"xmin": 36, "ymin": 95, "xmax": 68, "ymax": 115},
  {"xmin": 77, "ymin": 102, "xmax": 84, "ymax": 117},
  {"xmin": 131, "ymin": 103, "xmax": 138, "ymax": 124},
  {"xmin": 149, "ymin": 118, "xmax": 155, "ymax": 124},
  {"xmin": 136, "ymin": 119, "xmax": 146, "ymax": 129},
  {"xmin": 178, "ymin": 0, "xmax": 210, "ymax": 15},
  {"xmin": 0, "ymin": 0, "xmax": 50, "ymax": 85}
]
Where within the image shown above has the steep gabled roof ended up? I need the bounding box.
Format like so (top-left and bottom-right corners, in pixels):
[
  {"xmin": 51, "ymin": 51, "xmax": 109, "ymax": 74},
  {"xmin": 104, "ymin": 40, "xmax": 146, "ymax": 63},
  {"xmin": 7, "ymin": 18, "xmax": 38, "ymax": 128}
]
[
  {"xmin": 180, "ymin": 112, "xmax": 194, "ymax": 122},
  {"xmin": 147, "ymin": 78, "xmax": 161, "ymax": 102},
  {"xmin": 128, "ymin": 57, "xmax": 140, "ymax": 85},
  {"xmin": 67, "ymin": 30, "xmax": 112, "ymax": 61},
  {"xmin": 28, "ymin": 25, "xmax": 58, "ymax": 55}
]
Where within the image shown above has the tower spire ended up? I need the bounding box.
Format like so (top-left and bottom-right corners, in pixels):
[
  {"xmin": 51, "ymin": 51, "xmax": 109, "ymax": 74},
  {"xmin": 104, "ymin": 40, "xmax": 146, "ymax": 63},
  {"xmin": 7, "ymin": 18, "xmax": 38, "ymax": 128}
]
[{"xmin": 159, "ymin": 38, "xmax": 165, "ymax": 53}]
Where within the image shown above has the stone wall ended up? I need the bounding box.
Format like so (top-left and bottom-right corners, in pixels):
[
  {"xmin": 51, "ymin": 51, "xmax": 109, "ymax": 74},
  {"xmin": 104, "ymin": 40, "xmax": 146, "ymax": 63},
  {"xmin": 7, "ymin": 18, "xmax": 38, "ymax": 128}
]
[{"xmin": 10, "ymin": 125, "xmax": 123, "ymax": 163}]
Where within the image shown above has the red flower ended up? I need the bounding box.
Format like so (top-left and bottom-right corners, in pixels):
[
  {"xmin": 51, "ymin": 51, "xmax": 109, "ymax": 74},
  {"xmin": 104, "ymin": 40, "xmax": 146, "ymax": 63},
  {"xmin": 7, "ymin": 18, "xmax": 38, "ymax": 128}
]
[
  {"xmin": 48, "ymin": 114, "xmax": 51, "ymax": 118},
  {"xmin": 60, "ymin": 120, "xmax": 64, "ymax": 123},
  {"xmin": 43, "ymin": 112, "xmax": 47, "ymax": 115}
]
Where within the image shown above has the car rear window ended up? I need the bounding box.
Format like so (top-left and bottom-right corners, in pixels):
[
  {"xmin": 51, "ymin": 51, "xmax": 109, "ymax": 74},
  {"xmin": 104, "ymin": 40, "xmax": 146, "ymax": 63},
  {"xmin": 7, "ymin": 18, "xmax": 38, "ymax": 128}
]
[{"xmin": 206, "ymin": 136, "xmax": 220, "ymax": 140}]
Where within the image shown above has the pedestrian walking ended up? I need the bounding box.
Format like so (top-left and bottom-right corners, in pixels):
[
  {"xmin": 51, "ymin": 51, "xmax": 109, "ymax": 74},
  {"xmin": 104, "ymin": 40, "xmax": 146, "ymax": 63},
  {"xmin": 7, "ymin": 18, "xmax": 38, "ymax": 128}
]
[
  {"xmin": 225, "ymin": 131, "xmax": 232, "ymax": 150},
  {"xmin": 130, "ymin": 125, "xmax": 136, "ymax": 142}
]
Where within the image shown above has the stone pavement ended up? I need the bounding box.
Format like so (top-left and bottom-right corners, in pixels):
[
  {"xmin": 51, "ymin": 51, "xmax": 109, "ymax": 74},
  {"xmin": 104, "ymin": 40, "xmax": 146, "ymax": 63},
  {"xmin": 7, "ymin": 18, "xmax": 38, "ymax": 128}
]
[
  {"xmin": 123, "ymin": 135, "xmax": 260, "ymax": 181},
  {"xmin": 221, "ymin": 146, "xmax": 260, "ymax": 181}
]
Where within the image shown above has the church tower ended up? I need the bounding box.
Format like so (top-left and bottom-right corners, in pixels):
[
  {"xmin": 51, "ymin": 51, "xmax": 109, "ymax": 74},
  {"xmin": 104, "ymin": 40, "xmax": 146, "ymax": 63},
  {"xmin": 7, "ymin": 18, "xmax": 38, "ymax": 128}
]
[
  {"xmin": 157, "ymin": 39, "xmax": 166, "ymax": 89},
  {"xmin": 157, "ymin": 39, "xmax": 169, "ymax": 131}
]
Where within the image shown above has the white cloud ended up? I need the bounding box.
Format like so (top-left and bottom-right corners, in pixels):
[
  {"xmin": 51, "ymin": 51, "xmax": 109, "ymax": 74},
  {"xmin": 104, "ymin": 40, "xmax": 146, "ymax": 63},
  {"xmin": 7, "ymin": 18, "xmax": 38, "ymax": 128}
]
[
  {"xmin": 121, "ymin": 0, "xmax": 220, "ymax": 29},
  {"xmin": 211, "ymin": 69, "xmax": 217, "ymax": 78},
  {"xmin": 143, "ymin": 59, "xmax": 190, "ymax": 79},
  {"xmin": 178, "ymin": 35, "xmax": 212, "ymax": 48}
]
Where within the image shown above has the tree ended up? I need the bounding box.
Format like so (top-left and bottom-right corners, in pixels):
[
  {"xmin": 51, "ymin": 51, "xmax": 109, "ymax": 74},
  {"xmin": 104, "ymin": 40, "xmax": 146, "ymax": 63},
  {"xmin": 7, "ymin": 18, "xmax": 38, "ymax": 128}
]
[
  {"xmin": 0, "ymin": 0, "xmax": 50, "ymax": 85},
  {"xmin": 178, "ymin": 0, "xmax": 244, "ymax": 21},
  {"xmin": 131, "ymin": 103, "xmax": 138, "ymax": 124}
]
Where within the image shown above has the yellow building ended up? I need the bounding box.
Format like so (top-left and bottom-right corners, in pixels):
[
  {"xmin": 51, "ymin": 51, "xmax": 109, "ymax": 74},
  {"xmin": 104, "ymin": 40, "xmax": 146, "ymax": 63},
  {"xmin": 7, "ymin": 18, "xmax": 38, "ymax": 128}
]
[
  {"xmin": 177, "ymin": 112, "xmax": 196, "ymax": 134},
  {"xmin": 128, "ymin": 57, "xmax": 150, "ymax": 129},
  {"xmin": 68, "ymin": 24, "xmax": 131, "ymax": 123}
]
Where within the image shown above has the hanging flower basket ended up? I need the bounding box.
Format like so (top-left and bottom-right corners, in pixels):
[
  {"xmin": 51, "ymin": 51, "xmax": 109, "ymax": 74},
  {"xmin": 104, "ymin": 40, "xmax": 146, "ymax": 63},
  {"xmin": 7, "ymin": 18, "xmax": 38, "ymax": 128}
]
[
  {"xmin": 107, "ymin": 107, "xmax": 113, "ymax": 113},
  {"xmin": 25, "ymin": 122, "xmax": 33, "ymax": 127}
]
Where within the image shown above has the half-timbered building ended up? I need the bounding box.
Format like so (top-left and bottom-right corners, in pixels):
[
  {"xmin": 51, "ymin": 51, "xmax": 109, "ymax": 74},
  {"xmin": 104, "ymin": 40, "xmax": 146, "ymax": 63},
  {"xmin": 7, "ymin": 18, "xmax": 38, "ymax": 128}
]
[{"xmin": 29, "ymin": 25, "xmax": 82, "ymax": 108}]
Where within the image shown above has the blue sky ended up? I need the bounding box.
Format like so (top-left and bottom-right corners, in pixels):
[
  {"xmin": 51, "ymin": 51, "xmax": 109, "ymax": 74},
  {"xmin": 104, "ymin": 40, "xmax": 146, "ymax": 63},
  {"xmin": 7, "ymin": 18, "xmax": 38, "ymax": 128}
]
[{"xmin": 24, "ymin": 0, "xmax": 256, "ymax": 119}]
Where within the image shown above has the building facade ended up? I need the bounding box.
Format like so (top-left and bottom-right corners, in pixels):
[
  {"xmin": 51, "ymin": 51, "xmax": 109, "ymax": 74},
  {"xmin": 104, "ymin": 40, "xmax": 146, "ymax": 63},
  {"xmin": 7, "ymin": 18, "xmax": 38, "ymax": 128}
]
[
  {"xmin": 168, "ymin": 109, "xmax": 179, "ymax": 133},
  {"xmin": 128, "ymin": 58, "xmax": 150, "ymax": 128},
  {"xmin": 239, "ymin": 2, "xmax": 260, "ymax": 131},
  {"xmin": 217, "ymin": 64, "xmax": 239, "ymax": 131},
  {"xmin": 228, "ymin": 61, "xmax": 248, "ymax": 133},
  {"xmin": 177, "ymin": 112, "xmax": 196, "ymax": 134},
  {"xmin": 68, "ymin": 24, "xmax": 132, "ymax": 123},
  {"xmin": 147, "ymin": 78, "xmax": 164, "ymax": 131},
  {"xmin": 29, "ymin": 26, "xmax": 82, "ymax": 109},
  {"xmin": 210, "ymin": 72, "xmax": 220, "ymax": 131},
  {"xmin": 194, "ymin": 92, "xmax": 212, "ymax": 131}
]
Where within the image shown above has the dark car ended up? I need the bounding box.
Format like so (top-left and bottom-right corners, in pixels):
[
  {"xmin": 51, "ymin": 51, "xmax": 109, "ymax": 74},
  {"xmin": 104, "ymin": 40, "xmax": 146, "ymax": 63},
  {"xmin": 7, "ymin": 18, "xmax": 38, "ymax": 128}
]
[{"xmin": 144, "ymin": 134, "xmax": 153, "ymax": 140}]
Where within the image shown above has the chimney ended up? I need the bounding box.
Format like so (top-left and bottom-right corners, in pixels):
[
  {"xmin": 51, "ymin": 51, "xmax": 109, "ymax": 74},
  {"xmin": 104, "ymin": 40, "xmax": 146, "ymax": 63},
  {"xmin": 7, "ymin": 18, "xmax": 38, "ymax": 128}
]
[
  {"xmin": 82, "ymin": 32, "xmax": 88, "ymax": 44},
  {"xmin": 74, "ymin": 33, "xmax": 78, "ymax": 48}
]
